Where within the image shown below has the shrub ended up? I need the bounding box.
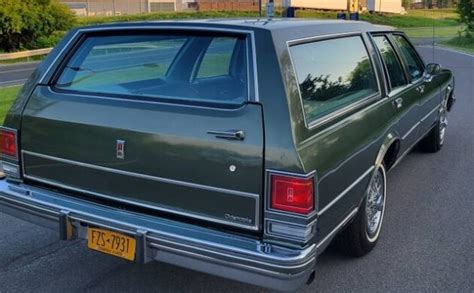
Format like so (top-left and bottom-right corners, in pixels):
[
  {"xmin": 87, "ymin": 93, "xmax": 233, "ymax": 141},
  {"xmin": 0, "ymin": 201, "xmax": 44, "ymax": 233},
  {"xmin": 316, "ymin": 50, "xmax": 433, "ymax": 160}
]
[
  {"xmin": 457, "ymin": 0, "xmax": 473, "ymax": 34},
  {"xmin": 0, "ymin": 0, "xmax": 76, "ymax": 52}
]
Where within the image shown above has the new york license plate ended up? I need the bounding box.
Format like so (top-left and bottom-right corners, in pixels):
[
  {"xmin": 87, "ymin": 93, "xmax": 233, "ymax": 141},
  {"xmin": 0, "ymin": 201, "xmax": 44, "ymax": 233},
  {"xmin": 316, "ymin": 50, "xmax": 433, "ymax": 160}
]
[{"xmin": 87, "ymin": 227, "xmax": 136, "ymax": 261}]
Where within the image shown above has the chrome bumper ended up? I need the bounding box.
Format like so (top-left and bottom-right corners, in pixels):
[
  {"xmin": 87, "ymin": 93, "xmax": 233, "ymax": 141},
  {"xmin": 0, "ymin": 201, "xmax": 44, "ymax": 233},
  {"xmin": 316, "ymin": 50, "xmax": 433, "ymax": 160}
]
[{"xmin": 0, "ymin": 179, "xmax": 316, "ymax": 291}]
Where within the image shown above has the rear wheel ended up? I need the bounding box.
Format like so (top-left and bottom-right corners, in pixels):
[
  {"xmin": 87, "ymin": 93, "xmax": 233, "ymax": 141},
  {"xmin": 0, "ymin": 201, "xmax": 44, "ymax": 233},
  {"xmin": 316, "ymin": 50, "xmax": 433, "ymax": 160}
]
[
  {"xmin": 419, "ymin": 100, "xmax": 448, "ymax": 153},
  {"xmin": 336, "ymin": 165, "xmax": 387, "ymax": 257}
]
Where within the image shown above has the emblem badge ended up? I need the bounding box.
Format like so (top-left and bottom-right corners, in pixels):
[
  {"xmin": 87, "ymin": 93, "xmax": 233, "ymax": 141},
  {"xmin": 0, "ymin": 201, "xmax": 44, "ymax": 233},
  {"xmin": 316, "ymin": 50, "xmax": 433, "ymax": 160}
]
[{"xmin": 116, "ymin": 140, "xmax": 125, "ymax": 159}]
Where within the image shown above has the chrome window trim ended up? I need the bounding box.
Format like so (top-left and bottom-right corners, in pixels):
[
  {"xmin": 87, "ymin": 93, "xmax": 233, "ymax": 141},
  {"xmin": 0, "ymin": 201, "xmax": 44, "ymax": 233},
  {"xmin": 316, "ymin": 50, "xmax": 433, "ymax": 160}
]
[
  {"xmin": 390, "ymin": 33, "xmax": 426, "ymax": 83},
  {"xmin": 43, "ymin": 86, "xmax": 247, "ymax": 112},
  {"xmin": 286, "ymin": 32, "xmax": 383, "ymax": 130},
  {"xmin": 21, "ymin": 150, "xmax": 260, "ymax": 231},
  {"xmin": 39, "ymin": 25, "xmax": 260, "ymax": 103},
  {"xmin": 298, "ymin": 96, "xmax": 389, "ymax": 148},
  {"xmin": 369, "ymin": 33, "xmax": 409, "ymax": 93},
  {"xmin": 318, "ymin": 166, "xmax": 374, "ymax": 216}
]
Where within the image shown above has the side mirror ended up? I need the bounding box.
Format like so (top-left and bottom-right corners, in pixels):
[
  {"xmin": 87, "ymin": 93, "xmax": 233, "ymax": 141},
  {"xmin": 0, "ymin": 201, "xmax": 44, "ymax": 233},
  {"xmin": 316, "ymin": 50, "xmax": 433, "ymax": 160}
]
[
  {"xmin": 426, "ymin": 63, "xmax": 441, "ymax": 75},
  {"xmin": 424, "ymin": 63, "xmax": 441, "ymax": 82}
]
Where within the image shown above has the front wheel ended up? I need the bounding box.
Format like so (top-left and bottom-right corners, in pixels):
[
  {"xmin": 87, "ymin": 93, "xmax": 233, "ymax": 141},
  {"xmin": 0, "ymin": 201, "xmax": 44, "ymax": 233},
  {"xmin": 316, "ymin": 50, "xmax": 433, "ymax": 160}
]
[
  {"xmin": 336, "ymin": 164, "xmax": 387, "ymax": 257},
  {"xmin": 419, "ymin": 101, "xmax": 448, "ymax": 153}
]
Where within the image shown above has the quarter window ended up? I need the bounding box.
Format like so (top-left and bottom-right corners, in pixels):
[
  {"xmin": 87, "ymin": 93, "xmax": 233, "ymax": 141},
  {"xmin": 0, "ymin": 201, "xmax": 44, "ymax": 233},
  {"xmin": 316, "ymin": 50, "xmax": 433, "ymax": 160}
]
[
  {"xmin": 372, "ymin": 36, "xmax": 407, "ymax": 90},
  {"xmin": 196, "ymin": 37, "xmax": 238, "ymax": 79},
  {"xmin": 393, "ymin": 35, "xmax": 424, "ymax": 80},
  {"xmin": 55, "ymin": 33, "xmax": 248, "ymax": 105},
  {"xmin": 290, "ymin": 36, "xmax": 379, "ymax": 123}
]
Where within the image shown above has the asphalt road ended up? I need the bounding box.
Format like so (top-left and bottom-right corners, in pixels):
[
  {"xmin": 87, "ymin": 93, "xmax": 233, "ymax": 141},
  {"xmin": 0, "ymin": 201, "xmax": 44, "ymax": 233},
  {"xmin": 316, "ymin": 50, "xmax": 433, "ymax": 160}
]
[
  {"xmin": 0, "ymin": 62, "xmax": 40, "ymax": 87},
  {"xmin": 0, "ymin": 46, "xmax": 472, "ymax": 292}
]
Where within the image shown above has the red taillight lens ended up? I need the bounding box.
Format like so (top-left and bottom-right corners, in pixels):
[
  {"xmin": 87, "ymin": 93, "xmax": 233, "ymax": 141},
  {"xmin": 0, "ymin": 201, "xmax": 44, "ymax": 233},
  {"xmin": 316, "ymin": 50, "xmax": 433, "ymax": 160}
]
[
  {"xmin": 271, "ymin": 174, "xmax": 314, "ymax": 215},
  {"xmin": 0, "ymin": 129, "xmax": 17, "ymax": 158}
]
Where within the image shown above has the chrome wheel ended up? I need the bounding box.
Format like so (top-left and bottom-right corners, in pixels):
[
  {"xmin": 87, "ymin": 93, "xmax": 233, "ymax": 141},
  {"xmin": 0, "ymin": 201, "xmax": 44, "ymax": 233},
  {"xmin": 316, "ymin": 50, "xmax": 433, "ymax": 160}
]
[
  {"xmin": 439, "ymin": 104, "xmax": 448, "ymax": 145},
  {"xmin": 365, "ymin": 166, "xmax": 386, "ymax": 242}
]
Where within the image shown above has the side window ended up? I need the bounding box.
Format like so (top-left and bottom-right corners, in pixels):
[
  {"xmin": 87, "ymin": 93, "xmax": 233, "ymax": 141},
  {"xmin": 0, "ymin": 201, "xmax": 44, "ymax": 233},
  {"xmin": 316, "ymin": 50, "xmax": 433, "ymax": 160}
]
[
  {"xmin": 196, "ymin": 37, "xmax": 238, "ymax": 79},
  {"xmin": 289, "ymin": 36, "xmax": 379, "ymax": 123},
  {"xmin": 392, "ymin": 35, "xmax": 424, "ymax": 80},
  {"xmin": 372, "ymin": 35, "xmax": 407, "ymax": 90}
]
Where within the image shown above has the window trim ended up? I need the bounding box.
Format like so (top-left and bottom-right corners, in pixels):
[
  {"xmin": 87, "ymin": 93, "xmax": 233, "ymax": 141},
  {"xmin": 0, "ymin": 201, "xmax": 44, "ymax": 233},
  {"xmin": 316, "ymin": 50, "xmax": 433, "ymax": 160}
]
[
  {"xmin": 390, "ymin": 33, "xmax": 426, "ymax": 84},
  {"xmin": 191, "ymin": 36, "xmax": 243, "ymax": 81},
  {"xmin": 41, "ymin": 26, "xmax": 259, "ymax": 108},
  {"xmin": 287, "ymin": 32, "xmax": 382, "ymax": 130},
  {"xmin": 370, "ymin": 33, "xmax": 409, "ymax": 93}
]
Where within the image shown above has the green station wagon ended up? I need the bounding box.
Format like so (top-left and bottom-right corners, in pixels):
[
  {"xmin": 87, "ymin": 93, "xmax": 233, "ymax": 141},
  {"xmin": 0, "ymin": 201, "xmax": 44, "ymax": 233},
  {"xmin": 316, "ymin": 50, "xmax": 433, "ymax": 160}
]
[{"xmin": 0, "ymin": 19, "xmax": 455, "ymax": 290}]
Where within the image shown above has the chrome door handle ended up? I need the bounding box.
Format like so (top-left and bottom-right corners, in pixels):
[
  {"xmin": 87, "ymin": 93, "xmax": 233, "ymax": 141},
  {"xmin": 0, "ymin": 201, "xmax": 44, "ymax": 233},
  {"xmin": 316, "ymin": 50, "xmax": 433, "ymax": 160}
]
[
  {"xmin": 394, "ymin": 98, "xmax": 403, "ymax": 109},
  {"xmin": 416, "ymin": 85, "xmax": 425, "ymax": 94},
  {"xmin": 207, "ymin": 129, "xmax": 245, "ymax": 141}
]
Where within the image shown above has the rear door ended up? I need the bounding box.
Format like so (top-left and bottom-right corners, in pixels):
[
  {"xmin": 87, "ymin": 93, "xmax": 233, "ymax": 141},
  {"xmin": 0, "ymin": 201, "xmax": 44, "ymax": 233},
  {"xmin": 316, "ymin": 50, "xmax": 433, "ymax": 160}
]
[
  {"xmin": 20, "ymin": 29, "xmax": 264, "ymax": 231},
  {"xmin": 372, "ymin": 34, "xmax": 419, "ymax": 151}
]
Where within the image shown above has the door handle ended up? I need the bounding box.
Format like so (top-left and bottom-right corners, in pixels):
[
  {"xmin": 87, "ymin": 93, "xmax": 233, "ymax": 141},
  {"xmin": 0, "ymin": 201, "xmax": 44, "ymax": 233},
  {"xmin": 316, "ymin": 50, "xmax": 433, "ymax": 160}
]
[
  {"xmin": 207, "ymin": 129, "xmax": 245, "ymax": 141},
  {"xmin": 394, "ymin": 98, "xmax": 403, "ymax": 109},
  {"xmin": 416, "ymin": 85, "xmax": 425, "ymax": 94}
]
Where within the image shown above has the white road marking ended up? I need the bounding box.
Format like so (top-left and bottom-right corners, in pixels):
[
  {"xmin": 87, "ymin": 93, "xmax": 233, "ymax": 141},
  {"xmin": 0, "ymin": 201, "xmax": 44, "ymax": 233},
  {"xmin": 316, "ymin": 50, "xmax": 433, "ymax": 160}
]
[{"xmin": 0, "ymin": 79, "xmax": 27, "ymax": 86}]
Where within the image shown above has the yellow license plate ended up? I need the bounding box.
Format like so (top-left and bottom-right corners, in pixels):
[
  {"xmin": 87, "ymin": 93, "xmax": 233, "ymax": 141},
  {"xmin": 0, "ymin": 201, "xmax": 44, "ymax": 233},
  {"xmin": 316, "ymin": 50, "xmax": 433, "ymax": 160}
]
[{"xmin": 87, "ymin": 227, "xmax": 136, "ymax": 261}]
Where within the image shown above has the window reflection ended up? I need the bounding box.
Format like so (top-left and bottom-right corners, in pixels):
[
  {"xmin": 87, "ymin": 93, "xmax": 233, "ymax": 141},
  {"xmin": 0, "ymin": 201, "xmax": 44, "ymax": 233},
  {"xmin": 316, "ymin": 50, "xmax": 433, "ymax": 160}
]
[
  {"xmin": 290, "ymin": 36, "xmax": 378, "ymax": 122},
  {"xmin": 373, "ymin": 36, "xmax": 407, "ymax": 89}
]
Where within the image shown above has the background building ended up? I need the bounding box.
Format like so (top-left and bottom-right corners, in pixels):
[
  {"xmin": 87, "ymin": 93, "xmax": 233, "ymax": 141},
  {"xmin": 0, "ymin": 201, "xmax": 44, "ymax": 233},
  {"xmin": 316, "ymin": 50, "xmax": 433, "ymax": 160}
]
[
  {"xmin": 59, "ymin": 0, "xmax": 452, "ymax": 17},
  {"xmin": 59, "ymin": 0, "xmax": 183, "ymax": 16}
]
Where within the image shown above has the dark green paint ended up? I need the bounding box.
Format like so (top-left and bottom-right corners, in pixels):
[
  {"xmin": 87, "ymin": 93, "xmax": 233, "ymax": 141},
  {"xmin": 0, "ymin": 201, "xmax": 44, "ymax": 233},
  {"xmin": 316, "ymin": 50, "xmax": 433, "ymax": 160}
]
[{"xmin": 3, "ymin": 19, "xmax": 454, "ymax": 249}]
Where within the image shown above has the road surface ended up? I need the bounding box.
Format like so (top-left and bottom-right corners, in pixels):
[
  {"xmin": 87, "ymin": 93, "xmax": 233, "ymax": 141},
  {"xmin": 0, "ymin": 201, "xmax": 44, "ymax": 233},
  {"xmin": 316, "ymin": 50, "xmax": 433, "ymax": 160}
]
[
  {"xmin": 0, "ymin": 46, "xmax": 472, "ymax": 292},
  {"xmin": 0, "ymin": 62, "xmax": 39, "ymax": 87}
]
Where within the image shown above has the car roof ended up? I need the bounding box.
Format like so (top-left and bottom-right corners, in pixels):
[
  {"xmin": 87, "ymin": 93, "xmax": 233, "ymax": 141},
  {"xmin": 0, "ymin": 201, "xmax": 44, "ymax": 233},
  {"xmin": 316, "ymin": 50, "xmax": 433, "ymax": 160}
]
[{"xmin": 83, "ymin": 18, "xmax": 395, "ymax": 35}]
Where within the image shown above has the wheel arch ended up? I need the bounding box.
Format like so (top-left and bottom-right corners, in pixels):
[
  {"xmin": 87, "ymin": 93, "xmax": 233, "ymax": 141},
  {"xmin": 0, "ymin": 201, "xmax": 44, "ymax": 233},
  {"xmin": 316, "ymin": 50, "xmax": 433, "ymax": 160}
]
[{"xmin": 375, "ymin": 133, "xmax": 401, "ymax": 171}]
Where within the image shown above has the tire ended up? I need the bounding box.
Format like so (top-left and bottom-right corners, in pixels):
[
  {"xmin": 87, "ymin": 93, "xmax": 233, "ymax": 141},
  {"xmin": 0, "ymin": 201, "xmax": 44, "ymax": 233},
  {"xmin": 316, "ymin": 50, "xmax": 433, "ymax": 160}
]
[
  {"xmin": 419, "ymin": 100, "xmax": 448, "ymax": 153},
  {"xmin": 336, "ymin": 164, "xmax": 387, "ymax": 257}
]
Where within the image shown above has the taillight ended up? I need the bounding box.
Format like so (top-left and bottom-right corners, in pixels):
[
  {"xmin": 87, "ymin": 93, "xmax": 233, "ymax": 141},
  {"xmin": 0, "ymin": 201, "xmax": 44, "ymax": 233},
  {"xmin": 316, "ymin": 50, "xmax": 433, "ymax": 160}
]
[
  {"xmin": 270, "ymin": 174, "xmax": 314, "ymax": 215},
  {"xmin": 0, "ymin": 128, "xmax": 17, "ymax": 159}
]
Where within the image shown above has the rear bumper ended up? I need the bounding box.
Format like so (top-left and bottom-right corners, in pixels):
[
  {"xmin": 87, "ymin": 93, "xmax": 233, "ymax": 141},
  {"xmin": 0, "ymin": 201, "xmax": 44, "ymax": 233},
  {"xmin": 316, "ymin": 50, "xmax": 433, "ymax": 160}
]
[{"xmin": 0, "ymin": 179, "xmax": 316, "ymax": 291}]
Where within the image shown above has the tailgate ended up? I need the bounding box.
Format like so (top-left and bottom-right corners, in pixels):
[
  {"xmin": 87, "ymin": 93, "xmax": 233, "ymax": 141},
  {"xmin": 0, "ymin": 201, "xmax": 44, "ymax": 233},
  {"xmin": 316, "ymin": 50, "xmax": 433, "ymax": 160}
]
[{"xmin": 19, "ymin": 30, "xmax": 264, "ymax": 231}]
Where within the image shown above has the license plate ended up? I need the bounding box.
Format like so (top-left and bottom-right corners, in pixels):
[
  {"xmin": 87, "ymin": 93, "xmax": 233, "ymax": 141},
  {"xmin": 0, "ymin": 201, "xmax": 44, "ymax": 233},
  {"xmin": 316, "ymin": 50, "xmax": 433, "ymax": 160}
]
[{"xmin": 87, "ymin": 227, "xmax": 136, "ymax": 261}]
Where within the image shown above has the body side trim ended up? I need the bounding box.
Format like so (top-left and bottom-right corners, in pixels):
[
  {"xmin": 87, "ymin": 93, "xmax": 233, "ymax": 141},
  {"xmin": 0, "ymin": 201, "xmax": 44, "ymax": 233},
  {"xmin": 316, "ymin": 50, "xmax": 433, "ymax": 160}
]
[
  {"xmin": 318, "ymin": 167, "xmax": 374, "ymax": 216},
  {"xmin": 21, "ymin": 150, "xmax": 260, "ymax": 230},
  {"xmin": 317, "ymin": 208, "xmax": 359, "ymax": 249}
]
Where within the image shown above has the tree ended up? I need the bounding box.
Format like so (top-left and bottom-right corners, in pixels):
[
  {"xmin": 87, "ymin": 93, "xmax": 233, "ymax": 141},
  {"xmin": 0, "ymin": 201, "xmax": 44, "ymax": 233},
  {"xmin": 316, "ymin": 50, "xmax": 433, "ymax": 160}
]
[
  {"xmin": 457, "ymin": 0, "xmax": 473, "ymax": 34},
  {"xmin": 0, "ymin": 0, "xmax": 76, "ymax": 52}
]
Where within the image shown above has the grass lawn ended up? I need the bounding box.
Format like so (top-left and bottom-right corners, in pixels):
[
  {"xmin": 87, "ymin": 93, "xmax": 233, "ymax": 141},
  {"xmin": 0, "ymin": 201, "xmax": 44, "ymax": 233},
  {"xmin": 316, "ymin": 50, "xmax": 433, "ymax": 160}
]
[
  {"xmin": 0, "ymin": 86, "xmax": 21, "ymax": 124},
  {"xmin": 441, "ymin": 36, "xmax": 474, "ymax": 54},
  {"xmin": 403, "ymin": 25, "xmax": 462, "ymax": 39}
]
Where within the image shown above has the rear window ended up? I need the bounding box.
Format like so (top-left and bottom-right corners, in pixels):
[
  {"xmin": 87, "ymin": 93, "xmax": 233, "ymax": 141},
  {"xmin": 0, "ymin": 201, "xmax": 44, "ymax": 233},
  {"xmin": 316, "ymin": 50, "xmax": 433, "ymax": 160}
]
[
  {"xmin": 289, "ymin": 36, "xmax": 379, "ymax": 124},
  {"xmin": 55, "ymin": 33, "xmax": 248, "ymax": 105}
]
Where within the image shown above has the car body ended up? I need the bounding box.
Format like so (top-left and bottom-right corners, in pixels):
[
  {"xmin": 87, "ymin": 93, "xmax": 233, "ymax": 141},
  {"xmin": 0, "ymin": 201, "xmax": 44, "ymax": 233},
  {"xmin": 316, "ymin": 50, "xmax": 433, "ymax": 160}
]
[{"xmin": 0, "ymin": 19, "xmax": 455, "ymax": 290}]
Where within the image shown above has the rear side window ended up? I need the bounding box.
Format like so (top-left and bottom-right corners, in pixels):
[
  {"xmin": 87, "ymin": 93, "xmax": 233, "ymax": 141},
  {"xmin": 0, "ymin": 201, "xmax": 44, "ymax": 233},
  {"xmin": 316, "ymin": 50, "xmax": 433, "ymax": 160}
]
[
  {"xmin": 55, "ymin": 33, "xmax": 248, "ymax": 105},
  {"xmin": 290, "ymin": 36, "xmax": 378, "ymax": 123},
  {"xmin": 372, "ymin": 36, "xmax": 407, "ymax": 90},
  {"xmin": 392, "ymin": 35, "xmax": 424, "ymax": 80},
  {"xmin": 197, "ymin": 37, "xmax": 238, "ymax": 79}
]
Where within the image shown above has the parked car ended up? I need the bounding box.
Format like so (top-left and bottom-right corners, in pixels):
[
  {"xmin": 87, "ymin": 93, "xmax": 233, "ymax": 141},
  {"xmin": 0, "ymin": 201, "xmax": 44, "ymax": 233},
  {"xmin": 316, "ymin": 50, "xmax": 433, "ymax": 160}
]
[{"xmin": 0, "ymin": 19, "xmax": 455, "ymax": 290}]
